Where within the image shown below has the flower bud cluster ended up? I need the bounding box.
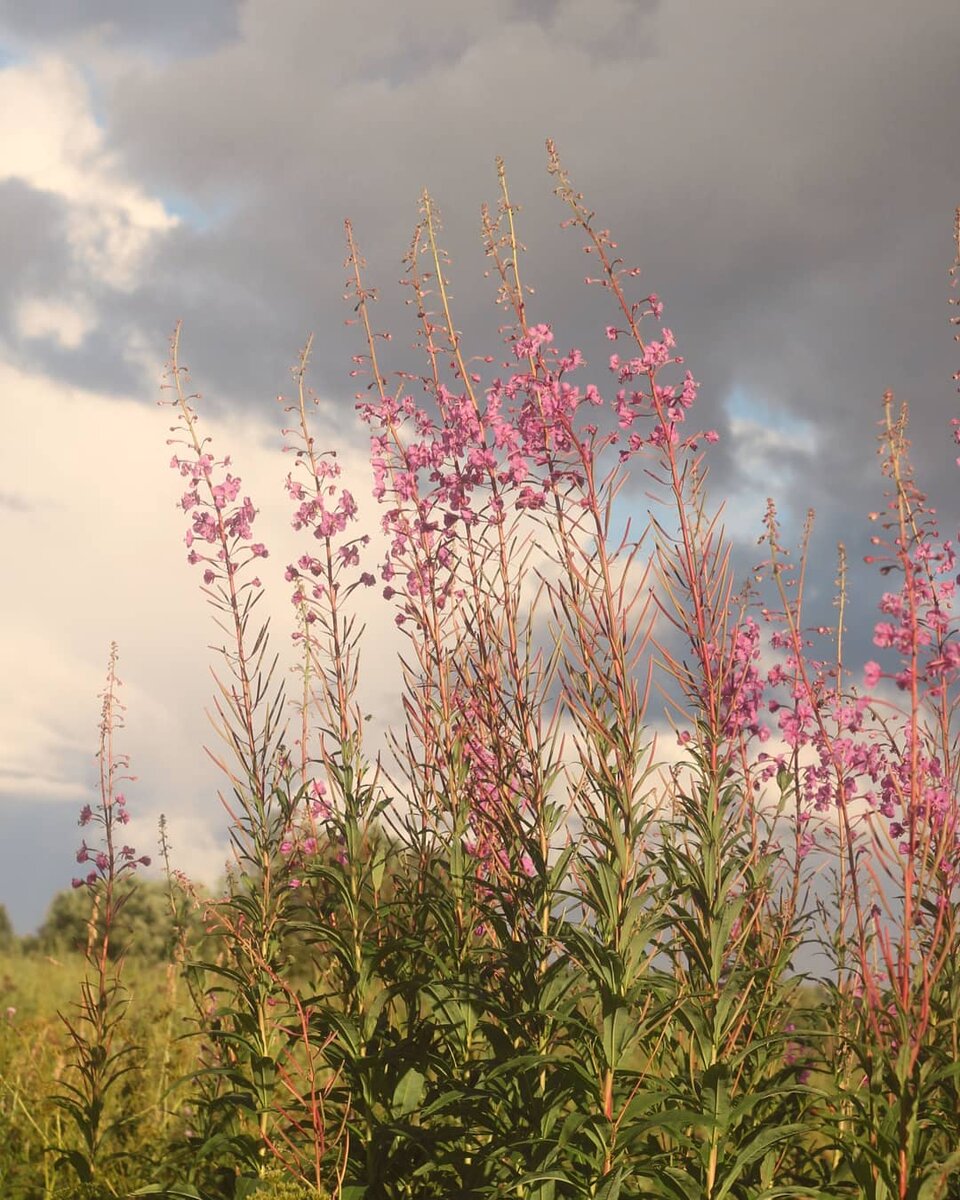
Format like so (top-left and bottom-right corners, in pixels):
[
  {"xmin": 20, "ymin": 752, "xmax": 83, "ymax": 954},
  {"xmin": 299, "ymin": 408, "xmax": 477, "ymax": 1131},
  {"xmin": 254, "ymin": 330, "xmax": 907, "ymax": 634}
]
[{"xmin": 72, "ymin": 650, "xmax": 150, "ymax": 890}]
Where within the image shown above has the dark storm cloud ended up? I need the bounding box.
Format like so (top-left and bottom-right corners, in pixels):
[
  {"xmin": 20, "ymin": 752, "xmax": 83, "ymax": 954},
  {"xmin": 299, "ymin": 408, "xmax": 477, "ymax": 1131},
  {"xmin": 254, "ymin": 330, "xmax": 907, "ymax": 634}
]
[
  {"xmin": 0, "ymin": 0, "xmax": 240, "ymax": 58},
  {"xmin": 0, "ymin": 800, "xmax": 86, "ymax": 933},
  {"xmin": 101, "ymin": 2, "xmax": 957, "ymax": 530},
  {"xmin": 0, "ymin": 180, "xmax": 72, "ymax": 316},
  {"xmin": 12, "ymin": 321, "xmax": 147, "ymax": 397}
]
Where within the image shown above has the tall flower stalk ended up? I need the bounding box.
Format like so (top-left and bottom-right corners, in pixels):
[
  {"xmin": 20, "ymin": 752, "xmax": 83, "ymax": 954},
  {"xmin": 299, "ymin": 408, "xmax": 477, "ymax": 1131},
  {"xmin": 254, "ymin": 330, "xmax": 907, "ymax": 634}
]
[
  {"xmin": 54, "ymin": 644, "xmax": 150, "ymax": 1192},
  {"xmin": 162, "ymin": 329, "xmax": 294, "ymax": 1179}
]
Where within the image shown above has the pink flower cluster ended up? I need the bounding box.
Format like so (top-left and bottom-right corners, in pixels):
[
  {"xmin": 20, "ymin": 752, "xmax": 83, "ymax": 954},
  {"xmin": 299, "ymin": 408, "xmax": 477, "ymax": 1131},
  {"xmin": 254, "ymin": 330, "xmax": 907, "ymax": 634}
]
[
  {"xmin": 73, "ymin": 650, "xmax": 150, "ymax": 891},
  {"xmin": 452, "ymin": 688, "xmax": 535, "ymax": 882},
  {"xmin": 359, "ymin": 315, "xmax": 716, "ymax": 622},
  {"xmin": 604, "ymin": 313, "xmax": 719, "ymax": 458},
  {"xmin": 169, "ymin": 451, "xmax": 268, "ymax": 587},
  {"xmin": 278, "ymin": 781, "xmax": 335, "ymax": 888},
  {"xmin": 707, "ymin": 618, "xmax": 770, "ymax": 744},
  {"xmin": 865, "ymin": 544, "xmax": 958, "ymax": 695},
  {"xmin": 720, "ymin": 496, "xmax": 960, "ymax": 875},
  {"xmin": 282, "ymin": 452, "xmax": 374, "ymax": 627},
  {"xmin": 724, "ymin": 611, "xmax": 935, "ymax": 862},
  {"xmin": 72, "ymin": 792, "xmax": 150, "ymax": 890}
]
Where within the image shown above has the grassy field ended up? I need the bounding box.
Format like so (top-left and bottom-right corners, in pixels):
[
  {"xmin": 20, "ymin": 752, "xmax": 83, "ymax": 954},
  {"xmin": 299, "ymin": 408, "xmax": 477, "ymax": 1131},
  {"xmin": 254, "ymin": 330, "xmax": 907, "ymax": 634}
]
[{"xmin": 0, "ymin": 948, "xmax": 202, "ymax": 1199}]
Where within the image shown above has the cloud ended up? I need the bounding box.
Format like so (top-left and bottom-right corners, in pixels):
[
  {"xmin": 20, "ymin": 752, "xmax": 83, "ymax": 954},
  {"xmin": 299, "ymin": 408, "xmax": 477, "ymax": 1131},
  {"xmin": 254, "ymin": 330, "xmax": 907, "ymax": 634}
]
[
  {"xmin": 719, "ymin": 388, "xmax": 819, "ymax": 544},
  {"xmin": 0, "ymin": 54, "xmax": 177, "ymax": 303},
  {"xmin": 97, "ymin": 0, "xmax": 958, "ymax": 491},
  {"xmin": 0, "ymin": 180, "xmax": 72, "ymax": 311},
  {"xmin": 16, "ymin": 295, "xmax": 97, "ymax": 349},
  {"xmin": 0, "ymin": 0, "xmax": 241, "ymax": 58},
  {"xmin": 0, "ymin": 489, "xmax": 31, "ymax": 511}
]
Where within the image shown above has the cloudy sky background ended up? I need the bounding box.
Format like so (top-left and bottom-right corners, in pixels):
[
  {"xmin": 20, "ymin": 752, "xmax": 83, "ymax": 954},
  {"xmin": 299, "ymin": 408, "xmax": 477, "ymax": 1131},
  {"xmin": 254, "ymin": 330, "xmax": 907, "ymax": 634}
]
[{"xmin": 1, "ymin": 0, "xmax": 958, "ymax": 931}]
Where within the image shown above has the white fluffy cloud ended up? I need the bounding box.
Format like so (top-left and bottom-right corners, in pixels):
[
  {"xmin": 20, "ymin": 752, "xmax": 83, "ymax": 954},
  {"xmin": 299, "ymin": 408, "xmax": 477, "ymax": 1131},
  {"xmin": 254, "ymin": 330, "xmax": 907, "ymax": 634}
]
[
  {"xmin": 15, "ymin": 295, "xmax": 96, "ymax": 348},
  {"xmin": 0, "ymin": 54, "xmax": 177, "ymax": 295}
]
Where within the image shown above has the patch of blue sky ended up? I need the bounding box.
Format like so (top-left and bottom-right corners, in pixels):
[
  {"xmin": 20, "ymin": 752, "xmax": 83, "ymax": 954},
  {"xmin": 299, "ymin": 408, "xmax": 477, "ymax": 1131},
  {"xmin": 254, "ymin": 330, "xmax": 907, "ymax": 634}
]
[
  {"xmin": 578, "ymin": 389, "xmax": 813, "ymax": 553},
  {"xmin": 85, "ymin": 85, "xmax": 108, "ymax": 130},
  {"xmin": 0, "ymin": 42, "xmax": 24, "ymax": 69},
  {"xmin": 723, "ymin": 384, "xmax": 818, "ymax": 543},
  {"xmin": 160, "ymin": 191, "xmax": 236, "ymax": 232},
  {"xmin": 605, "ymin": 490, "xmax": 649, "ymax": 546},
  {"xmin": 725, "ymin": 386, "xmax": 816, "ymax": 451}
]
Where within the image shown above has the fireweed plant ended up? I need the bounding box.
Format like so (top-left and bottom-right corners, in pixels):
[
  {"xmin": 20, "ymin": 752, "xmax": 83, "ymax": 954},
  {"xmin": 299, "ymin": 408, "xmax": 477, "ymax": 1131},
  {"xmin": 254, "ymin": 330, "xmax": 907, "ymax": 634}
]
[
  {"xmin": 44, "ymin": 159, "xmax": 958, "ymax": 1197},
  {"xmin": 54, "ymin": 644, "xmax": 152, "ymax": 1194},
  {"xmin": 161, "ymin": 335, "xmax": 334, "ymax": 1196}
]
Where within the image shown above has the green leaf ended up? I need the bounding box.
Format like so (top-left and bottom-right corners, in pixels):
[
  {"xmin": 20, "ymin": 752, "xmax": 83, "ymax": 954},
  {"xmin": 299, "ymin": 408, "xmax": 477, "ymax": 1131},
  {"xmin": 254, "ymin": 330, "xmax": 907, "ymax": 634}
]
[
  {"xmin": 129, "ymin": 1187, "xmax": 204, "ymax": 1199},
  {"xmin": 393, "ymin": 1066, "xmax": 426, "ymax": 1116},
  {"xmin": 918, "ymin": 1147, "xmax": 960, "ymax": 1200},
  {"xmin": 595, "ymin": 1166, "xmax": 625, "ymax": 1200},
  {"xmin": 632, "ymin": 1164, "xmax": 705, "ymax": 1200},
  {"xmin": 602, "ymin": 998, "xmax": 629, "ymax": 1069},
  {"xmin": 54, "ymin": 1149, "xmax": 93, "ymax": 1182},
  {"xmin": 714, "ymin": 1123, "xmax": 809, "ymax": 1200}
]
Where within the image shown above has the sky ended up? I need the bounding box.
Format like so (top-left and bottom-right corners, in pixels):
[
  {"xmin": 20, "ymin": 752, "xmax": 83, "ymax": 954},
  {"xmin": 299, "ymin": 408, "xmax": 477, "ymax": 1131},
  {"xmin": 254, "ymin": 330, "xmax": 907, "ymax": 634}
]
[{"xmin": 0, "ymin": 0, "xmax": 958, "ymax": 933}]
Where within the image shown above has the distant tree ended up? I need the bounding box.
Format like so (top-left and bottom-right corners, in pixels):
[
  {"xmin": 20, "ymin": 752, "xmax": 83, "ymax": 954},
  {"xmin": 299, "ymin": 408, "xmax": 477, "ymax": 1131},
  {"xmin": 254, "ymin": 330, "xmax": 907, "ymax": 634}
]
[
  {"xmin": 34, "ymin": 879, "xmax": 207, "ymax": 963},
  {"xmin": 0, "ymin": 903, "xmax": 15, "ymax": 953}
]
